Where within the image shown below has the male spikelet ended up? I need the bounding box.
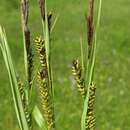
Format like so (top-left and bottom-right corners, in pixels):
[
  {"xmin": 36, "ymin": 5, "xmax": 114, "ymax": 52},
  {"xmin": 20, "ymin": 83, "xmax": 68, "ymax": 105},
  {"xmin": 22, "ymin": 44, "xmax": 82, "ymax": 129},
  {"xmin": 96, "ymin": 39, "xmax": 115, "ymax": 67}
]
[
  {"xmin": 72, "ymin": 59, "xmax": 86, "ymax": 98},
  {"xmin": 21, "ymin": 0, "xmax": 33, "ymax": 89},
  {"xmin": 38, "ymin": 0, "xmax": 52, "ymax": 33},
  {"xmin": 86, "ymin": 0, "xmax": 95, "ymax": 59},
  {"xmin": 35, "ymin": 36, "xmax": 55, "ymax": 130},
  {"xmin": 17, "ymin": 77, "xmax": 32, "ymax": 129},
  {"xmin": 86, "ymin": 82, "xmax": 96, "ymax": 130},
  {"xmin": 38, "ymin": 0, "xmax": 45, "ymax": 20}
]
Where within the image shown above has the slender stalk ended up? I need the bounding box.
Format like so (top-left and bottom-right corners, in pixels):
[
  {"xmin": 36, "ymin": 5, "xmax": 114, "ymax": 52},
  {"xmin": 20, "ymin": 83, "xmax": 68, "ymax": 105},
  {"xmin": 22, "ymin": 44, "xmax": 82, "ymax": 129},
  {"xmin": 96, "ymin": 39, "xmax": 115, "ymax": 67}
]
[{"xmin": 80, "ymin": 37, "xmax": 85, "ymax": 75}]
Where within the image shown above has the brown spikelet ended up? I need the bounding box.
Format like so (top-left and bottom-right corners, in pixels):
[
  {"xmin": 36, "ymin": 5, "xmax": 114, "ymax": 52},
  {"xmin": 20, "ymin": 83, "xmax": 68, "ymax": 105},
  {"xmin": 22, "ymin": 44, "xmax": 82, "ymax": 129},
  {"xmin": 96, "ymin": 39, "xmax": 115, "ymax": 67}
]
[
  {"xmin": 27, "ymin": 48, "xmax": 33, "ymax": 87},
  {"xmin": 38, "ymin": 0, "xmax": 45, "ymax": 20},
  {"xmin": 86, "ymin": 0, "xmax": 95, "ymax": 59},
  {"xmin": 72, "ymin": 59, "xmax": 86, "ymax": 98},
  {"xmin": 21, "ymin": 0, "xmax": 33, "ymax": 89},
  {"xmin": 17, "ymin": 77, "xmax": 32, "ymax": 129},
  {"xmin": 38, "ymin": 0, "xmax": 53, "ymax": 34},
  {"xmin": 86, "ymin": 82, "xmax": 96, "ymax": 130},
  {"xmin": 47, "ymin": 12, "xmax": 53, "ymax": 33}
]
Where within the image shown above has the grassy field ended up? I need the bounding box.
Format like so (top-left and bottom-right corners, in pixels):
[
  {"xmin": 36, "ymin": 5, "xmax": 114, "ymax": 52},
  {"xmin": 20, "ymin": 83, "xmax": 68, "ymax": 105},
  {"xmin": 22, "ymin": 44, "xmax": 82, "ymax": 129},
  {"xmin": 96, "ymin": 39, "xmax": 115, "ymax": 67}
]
[{"xmin": 0, "ymin": 0, "xmax": 130, "ymax": 130}]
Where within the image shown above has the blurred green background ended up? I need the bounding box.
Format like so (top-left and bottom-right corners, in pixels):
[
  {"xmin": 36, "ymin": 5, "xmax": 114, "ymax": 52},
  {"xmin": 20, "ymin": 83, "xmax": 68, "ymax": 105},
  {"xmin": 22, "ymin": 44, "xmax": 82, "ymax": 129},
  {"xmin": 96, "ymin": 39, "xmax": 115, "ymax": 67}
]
[{"xmin": 0, "ymin": 0, "xmax": 130, "ymax": 130}]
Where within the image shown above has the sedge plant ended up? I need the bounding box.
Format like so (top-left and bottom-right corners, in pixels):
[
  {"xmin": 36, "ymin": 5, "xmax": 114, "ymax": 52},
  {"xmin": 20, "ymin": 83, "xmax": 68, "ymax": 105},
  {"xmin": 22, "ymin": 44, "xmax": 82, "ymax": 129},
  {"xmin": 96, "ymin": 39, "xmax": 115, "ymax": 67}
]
[
  {"xmin": 0, "ymin": 0, "xmax": 56, "ymax": 130},
  {"xmin": 0, "ymin": 0, "xmax": 102, "ymax": 130},
  {"xmin": 72, "ymin": 0, "xmax": 102, "ymax": 130}
]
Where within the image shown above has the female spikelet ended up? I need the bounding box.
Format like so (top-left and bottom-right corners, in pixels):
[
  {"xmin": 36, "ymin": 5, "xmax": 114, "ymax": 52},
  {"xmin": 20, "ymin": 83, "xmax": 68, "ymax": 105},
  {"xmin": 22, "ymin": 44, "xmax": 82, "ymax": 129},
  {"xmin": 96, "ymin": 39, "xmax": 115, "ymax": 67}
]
[{"xmin": 35, "ymin": 36, "xmax": 55, "ymax": 130}]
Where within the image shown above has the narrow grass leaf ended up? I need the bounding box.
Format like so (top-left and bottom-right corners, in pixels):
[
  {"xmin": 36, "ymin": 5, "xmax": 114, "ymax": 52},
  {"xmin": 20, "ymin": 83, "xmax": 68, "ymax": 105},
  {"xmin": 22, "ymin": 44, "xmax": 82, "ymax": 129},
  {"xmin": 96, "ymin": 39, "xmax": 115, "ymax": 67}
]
[
  {"xmin": 50, "ymin": 14, "xmax": 59, "ymax": 33},
  {"xmin": 0, "ymin": 26, "xmax": 29, "ymax": 130},
  {"xmin": 32, "ymin": 106, "xmax": 47, "ymax": 130}
]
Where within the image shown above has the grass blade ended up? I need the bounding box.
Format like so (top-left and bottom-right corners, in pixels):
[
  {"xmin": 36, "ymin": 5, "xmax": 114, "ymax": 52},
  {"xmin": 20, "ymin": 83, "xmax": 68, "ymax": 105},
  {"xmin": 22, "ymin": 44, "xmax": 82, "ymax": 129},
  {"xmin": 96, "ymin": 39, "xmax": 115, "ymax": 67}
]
[
  {"xmin": 50, "ymin": 14, "xmax": 59, "ymax": 33},
  {"xmin": 32, "ymin": 106, "xmax": 47, "ymax": 130},
  {"xmin": 0, "ymin": 26, "xmax": 29, "ymax": 130}
]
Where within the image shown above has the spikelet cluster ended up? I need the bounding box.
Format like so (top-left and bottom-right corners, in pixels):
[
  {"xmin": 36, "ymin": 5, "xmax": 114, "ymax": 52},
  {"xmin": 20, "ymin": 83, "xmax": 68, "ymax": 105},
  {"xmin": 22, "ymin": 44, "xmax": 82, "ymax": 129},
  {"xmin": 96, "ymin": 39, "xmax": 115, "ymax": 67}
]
[
  {"xmin": 72, "ymin": 59, "xmax": 86, "ymax": 98},
  {"xmin": 35, "ymin": 37, "xmax": 47, "ymax": 69},
  {"xmin": 37, "ymin": 71, "xmax": 55, "ymax": 130},
  {"xmin": 17, "ymin": 78, "xmax": 32, "ymax": 129},
  {"xmin": 35, "ymin": 36, "xmax": 55, "ymax": 130},
  {"xmin": 86, "ymin": 82, "xmax": 96, "ymax": 130}
]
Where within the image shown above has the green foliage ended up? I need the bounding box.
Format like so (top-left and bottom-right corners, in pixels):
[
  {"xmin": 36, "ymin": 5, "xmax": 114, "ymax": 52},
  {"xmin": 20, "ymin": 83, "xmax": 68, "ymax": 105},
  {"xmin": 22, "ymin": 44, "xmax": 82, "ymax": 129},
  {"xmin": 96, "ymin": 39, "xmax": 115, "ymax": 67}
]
[
  {"xmin": 32, "ymin": 106, "xmax": 47, "ymax": 130},
  {"xmin": 0, "ymin": 0, "xmax": 130, "ymax": 130},
  {"xmin": 0, "ymin": 0, "xmax": 18, "ymax": 10},
  {"xmin": 0, "ymin": 26, "xmax": 29, "ymax": 130},
  {"xmin": 81, "ymin": 1, "xmax": 102, "ymax": 130}
]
